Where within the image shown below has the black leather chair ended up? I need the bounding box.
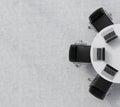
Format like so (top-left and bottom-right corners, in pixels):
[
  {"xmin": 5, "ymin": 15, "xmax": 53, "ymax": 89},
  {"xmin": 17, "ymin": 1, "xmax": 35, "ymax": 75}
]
[
  {"xmin": 89, "ymin": 8, "xmax": 113, "ymax": 32},
  {"xmin": 69, "ymin": 44, "xmax": 91, "ymax": 63},
  {"xmin": 89, "ymin": 74, "xmax": 112, "ymax": 100}
]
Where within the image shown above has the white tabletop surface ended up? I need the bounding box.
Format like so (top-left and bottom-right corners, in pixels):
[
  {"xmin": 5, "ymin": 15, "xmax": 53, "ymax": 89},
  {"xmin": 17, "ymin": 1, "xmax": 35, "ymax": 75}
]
[{"xmin": 91, "ymin": 24, "xmax": 120, "ymax": 83}]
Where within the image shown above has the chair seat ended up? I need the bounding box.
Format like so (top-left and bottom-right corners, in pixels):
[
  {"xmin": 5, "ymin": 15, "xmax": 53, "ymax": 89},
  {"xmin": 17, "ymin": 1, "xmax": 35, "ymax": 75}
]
[{"xmin": 92, "ymin": 15, "xmax": 113, "ymax": 32}]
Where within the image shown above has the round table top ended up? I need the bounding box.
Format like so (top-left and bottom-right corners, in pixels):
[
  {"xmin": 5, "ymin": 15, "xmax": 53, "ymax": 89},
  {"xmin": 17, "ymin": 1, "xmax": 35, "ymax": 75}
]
[{"xmin": 91, "ymin": 24, "xmax": 120, "ymax": 83}]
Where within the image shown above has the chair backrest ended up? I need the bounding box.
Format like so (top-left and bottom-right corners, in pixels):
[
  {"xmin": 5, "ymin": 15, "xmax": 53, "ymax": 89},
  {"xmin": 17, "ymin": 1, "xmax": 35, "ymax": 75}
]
[
  {"xmin": 69, "ymin": 44, "xmax": 91, "ymax": 63},
  {"xmin": 69, "ymin": 44, "xmax": 77, "ymax": 62},
  {"xmin": 89, "ymin": 8, "xmax": 113, "ymax": 32},
  {"xmin": 89, "ymin": 74, "xmax": 112, "ymax": 100}
]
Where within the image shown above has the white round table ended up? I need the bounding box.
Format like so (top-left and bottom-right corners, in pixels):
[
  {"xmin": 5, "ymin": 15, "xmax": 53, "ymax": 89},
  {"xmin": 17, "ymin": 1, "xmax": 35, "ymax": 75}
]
[{"xmin": 91, "ymin": 24, "xmax": 120, "ymax": 83}]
